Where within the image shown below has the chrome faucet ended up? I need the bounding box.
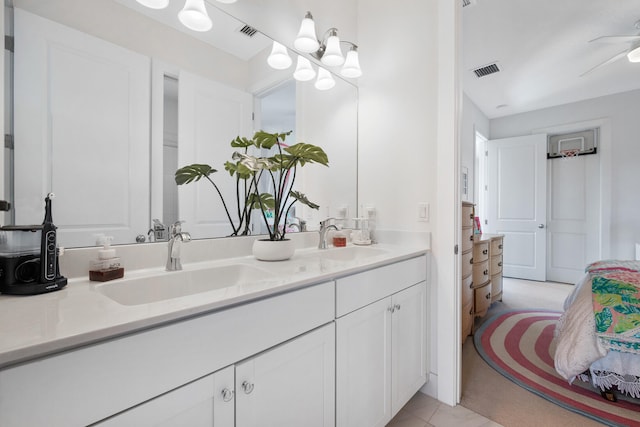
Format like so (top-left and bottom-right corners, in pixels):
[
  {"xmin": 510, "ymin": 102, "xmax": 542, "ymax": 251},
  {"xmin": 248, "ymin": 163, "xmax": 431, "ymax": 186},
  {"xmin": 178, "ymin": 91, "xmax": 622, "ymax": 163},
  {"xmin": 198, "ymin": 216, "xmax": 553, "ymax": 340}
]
[
  {"xmin": 166, "ymin": 221, "xmax": 191, "ymax": 271},
  {"xmin": 318, "ymin": 218, "xmax": 339, "ymax": 249},
  {"xmin": 148, "ymin": 219, "xmax": 168, "ymax": 242}
]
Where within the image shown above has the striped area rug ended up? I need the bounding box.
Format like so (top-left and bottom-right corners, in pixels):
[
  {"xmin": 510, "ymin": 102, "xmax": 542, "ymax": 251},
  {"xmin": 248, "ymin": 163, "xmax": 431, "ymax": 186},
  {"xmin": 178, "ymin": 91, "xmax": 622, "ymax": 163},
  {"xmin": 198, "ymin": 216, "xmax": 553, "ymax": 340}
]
[{"xmin": 474, "ymin": 310, "xmax": 640, "ymax": 427}]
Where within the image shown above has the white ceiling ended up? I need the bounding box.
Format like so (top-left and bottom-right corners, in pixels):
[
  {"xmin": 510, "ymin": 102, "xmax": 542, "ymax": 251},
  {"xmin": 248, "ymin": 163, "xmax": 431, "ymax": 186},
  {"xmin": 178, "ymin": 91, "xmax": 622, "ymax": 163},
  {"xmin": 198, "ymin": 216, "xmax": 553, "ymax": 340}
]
[{"xmin": 463, "ymin": 0, "xmax": 640, "ymax": 119}]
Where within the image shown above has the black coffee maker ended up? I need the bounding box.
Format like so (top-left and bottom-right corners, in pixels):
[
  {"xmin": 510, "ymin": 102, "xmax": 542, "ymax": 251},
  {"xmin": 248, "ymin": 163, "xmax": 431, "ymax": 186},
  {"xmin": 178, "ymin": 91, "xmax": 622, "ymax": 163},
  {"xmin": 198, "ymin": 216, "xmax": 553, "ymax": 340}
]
[{"xmin": 0, "ymin": 194, "xmax": 67, "ymax": 295}]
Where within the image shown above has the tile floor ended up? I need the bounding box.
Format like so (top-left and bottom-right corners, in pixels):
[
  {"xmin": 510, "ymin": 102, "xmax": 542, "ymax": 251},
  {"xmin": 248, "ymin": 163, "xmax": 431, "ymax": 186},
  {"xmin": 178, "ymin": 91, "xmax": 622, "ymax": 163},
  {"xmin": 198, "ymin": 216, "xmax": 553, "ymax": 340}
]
[{"xmin": 387, "ymin": 392, "xmax": 503, "ymax": 427}]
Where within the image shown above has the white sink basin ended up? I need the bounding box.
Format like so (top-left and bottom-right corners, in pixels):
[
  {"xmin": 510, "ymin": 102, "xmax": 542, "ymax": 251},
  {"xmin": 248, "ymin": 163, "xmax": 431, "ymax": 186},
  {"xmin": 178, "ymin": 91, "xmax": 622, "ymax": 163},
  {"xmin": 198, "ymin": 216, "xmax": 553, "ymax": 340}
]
[
  {"xmin": 314, "ymin": 246, "xmax": 388, "ymax": 262},
  {"xmin": 96, "ymin": 264, "xmax": 274, "ymax": 306}
]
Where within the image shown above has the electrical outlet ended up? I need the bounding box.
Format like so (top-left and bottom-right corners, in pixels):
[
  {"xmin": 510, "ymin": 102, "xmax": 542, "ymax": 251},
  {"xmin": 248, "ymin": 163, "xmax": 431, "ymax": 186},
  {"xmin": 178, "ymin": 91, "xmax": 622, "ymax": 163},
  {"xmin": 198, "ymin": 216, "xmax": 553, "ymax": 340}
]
[{"xmin": 418, "ymin": 202, "xmax": 429, "ymax": 222}]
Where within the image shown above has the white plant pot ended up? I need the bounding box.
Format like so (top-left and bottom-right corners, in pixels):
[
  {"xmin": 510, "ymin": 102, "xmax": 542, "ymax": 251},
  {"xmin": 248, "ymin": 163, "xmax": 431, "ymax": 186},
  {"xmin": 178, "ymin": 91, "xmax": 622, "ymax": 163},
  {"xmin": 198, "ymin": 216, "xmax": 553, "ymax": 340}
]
[{"xmin": 252, "ymin": 238, "xmax": 296, "ymax": 261}]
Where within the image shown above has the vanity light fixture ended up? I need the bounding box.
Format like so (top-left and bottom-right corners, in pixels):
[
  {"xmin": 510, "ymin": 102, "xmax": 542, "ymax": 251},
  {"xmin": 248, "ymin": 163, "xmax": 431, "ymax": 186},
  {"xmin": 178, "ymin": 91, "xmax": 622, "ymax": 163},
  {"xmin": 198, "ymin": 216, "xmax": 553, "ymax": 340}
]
[
  {"xmin": 294, "ymin": 12, "xmax": 320, "ymax": 53},
  {"xmin": 314, "ymin": 67, "xmax": 335, "ymax": 91},
  {"xmin": 340, "ymin": 44, "xmax": 362, "ymax": 78},
  {"xmin": 135, "ymin": 0, "xmax": 169, "ymax": 9},
  {"xmin": 267, "ymin": 41, "xmax": 293, "ymax": 70},
  {"xmin": 293, "ymin": 56, "xmax": 316, "ymax": 81},
  {"xmin": 178, "ymin": 0, "xmax": 213, "ymax": 32}
]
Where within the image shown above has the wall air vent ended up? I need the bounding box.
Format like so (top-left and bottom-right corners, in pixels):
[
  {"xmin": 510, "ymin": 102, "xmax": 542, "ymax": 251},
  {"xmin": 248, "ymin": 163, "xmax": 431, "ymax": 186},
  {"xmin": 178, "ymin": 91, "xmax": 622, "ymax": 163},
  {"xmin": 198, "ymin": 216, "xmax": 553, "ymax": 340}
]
[
  {"xmin": 473, "ymin": 62, "xmax": 500, "ymax": 78},
  {"xmin": 462, "ymin": 0, "xmax": 477, "ymax": 7},
  {"xmin": 238, "ymin": 25, "xmax": 258, "ymax": 38}
]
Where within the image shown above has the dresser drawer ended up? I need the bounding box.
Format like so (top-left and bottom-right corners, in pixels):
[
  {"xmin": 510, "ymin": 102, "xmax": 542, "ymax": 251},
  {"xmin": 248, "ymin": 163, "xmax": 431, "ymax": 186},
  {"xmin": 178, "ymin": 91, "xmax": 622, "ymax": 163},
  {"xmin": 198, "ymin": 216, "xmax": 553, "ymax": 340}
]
[
  {"xmin": 490, "ymin": 255, "xmax": 503, "ymax": 275},
  {"xmin": 491, "ymin": 237, "xmax": 504, "ymax": 256},
  {"xmin": 462, "ymin": 274, "xmax": 474, "ymax": 306},
  {"xmin": 474, "ymin": 282, "xmax": 492, "ymax": 315},
  {"xmin": 462, "ymin": 204, "xmax": 474, "ymax": 228},
  {"xmin": 472, "ymin": 241, "xmax": 489, "ymax": 263},
  {"xmin": 491, "ymin": 273, "xmax": 503, "ymax": 302},
  {"xmin": 461, "ymin": 299, "xmax": 474, "ymax": 341},
  {"xmin": 461, "ymin": 227, "xmax": 474, "ymax": 253},
  {"xmin": 462, "ymin": 250, "xmax": 473, "ymax": 278},
  {"xmin": 472, "ymin": 259, "xmax": 490, "ymax": 287}
]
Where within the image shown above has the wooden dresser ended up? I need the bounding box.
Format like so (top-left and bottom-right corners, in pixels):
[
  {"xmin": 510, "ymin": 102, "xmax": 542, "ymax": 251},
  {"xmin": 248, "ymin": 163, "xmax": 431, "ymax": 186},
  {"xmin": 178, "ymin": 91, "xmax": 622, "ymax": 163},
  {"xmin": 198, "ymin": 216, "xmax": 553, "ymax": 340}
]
[{"xmin": 461, "ymin": 202, "xmax": 505, "ymax": 342}]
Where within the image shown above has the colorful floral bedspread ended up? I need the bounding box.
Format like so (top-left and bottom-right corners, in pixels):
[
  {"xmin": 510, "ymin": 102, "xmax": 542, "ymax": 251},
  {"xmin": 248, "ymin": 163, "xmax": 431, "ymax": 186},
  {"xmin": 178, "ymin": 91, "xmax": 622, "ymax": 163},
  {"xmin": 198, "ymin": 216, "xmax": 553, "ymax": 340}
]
[{"xmin": 590, "ymin": 261, "xmax": 640, "ymax": 354}]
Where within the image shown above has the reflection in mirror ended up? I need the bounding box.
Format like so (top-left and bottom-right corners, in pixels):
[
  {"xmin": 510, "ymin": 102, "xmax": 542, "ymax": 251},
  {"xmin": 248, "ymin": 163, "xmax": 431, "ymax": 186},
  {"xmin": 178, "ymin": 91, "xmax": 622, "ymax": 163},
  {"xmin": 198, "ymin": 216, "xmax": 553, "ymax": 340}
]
[{"xmin": 6, "ymin": 0, "xmax": 358, "ymax": 248}]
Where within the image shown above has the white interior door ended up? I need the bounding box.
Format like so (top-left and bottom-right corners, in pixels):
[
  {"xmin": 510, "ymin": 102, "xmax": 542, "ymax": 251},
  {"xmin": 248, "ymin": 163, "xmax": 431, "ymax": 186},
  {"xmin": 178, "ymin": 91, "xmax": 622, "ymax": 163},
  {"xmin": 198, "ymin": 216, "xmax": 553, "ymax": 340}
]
[
  {"xmin": 486, "ymin": 134, "xmax": 547, "ymax": 281},
  {"xmin": 547, "ymin": 152, "xmax": 600, "ymax": 283},
  {"xmin": 178, "ymin": 71, "xmax": 252, "ymax": 239},
  {"xmin": 14, "ymin": 9, "xmax": 151, "ymax": 247}
]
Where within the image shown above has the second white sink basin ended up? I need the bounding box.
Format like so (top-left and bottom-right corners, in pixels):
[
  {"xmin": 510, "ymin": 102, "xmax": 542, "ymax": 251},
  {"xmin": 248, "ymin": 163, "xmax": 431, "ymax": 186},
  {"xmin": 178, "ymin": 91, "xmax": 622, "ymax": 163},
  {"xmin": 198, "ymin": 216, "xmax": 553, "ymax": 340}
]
[
  {"xmin": 96, "ymin": 264, "xmax": 274, "ymax": 306},
  {"xmin": 314, "ymin": 246, "xmax": 388, "ymax": 262}
]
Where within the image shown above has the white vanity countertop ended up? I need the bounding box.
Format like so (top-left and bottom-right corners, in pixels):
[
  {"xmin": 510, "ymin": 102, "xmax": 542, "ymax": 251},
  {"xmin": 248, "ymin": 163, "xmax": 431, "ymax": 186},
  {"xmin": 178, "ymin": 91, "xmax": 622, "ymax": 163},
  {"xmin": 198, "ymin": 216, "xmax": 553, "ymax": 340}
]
[{"xmin": 0, "ymin": 241, "xmax": 428, "ymax": 369}]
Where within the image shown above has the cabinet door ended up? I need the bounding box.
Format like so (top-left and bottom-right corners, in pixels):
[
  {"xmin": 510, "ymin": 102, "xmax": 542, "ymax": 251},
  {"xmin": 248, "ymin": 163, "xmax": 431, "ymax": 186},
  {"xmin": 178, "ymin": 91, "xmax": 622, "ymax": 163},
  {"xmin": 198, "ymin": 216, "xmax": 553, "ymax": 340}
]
[
  {"xmin": 95, "ymin": 365, "xmax": 234, "ymax": 427},
  {"xmin": 235, "ymin": 323, "xmax": 335, "ymax": 427},
  {"xmin": 336, "ymin": 298, "xmax": 393, "ymax": 427},
  {"xmin": 391, "ymin": 282, "xmax": 427, "ymax": 414}
]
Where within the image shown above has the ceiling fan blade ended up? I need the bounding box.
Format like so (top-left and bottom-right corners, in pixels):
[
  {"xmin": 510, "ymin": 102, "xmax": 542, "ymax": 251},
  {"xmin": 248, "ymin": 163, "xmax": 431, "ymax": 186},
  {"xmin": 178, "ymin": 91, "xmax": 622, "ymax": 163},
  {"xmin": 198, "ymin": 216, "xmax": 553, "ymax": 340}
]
[
  {"xmin": 580, "ymin": 50, "xmax": 628, "ymax": 77},
  {"xmin": 589, "ymin": 35, "xmax": 640, "ymax": 43}
]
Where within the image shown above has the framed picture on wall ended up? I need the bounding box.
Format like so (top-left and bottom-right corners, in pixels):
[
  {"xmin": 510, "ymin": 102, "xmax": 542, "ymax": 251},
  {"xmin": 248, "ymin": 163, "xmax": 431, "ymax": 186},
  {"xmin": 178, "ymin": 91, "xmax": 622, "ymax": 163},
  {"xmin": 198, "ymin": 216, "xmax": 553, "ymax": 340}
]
[{"xmin": 461, "ymin": 166, "xmax": 469, "ymax": 201}]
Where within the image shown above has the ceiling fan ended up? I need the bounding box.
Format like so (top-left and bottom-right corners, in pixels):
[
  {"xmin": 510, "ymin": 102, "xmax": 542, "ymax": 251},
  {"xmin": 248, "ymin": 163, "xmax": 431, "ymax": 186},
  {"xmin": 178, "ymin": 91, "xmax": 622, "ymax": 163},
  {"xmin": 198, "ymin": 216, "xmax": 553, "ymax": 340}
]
[{"xmin": 581, "ymin": 19, "xmax": 640, "ymax": 77}]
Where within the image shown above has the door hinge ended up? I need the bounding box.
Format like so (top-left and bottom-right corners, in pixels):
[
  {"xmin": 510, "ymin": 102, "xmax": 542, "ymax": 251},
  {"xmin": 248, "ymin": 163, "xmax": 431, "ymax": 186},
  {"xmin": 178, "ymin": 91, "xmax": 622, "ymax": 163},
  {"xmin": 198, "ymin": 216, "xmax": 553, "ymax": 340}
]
[
  {"xmin": 251, "ymin": 112, "xmax": 255, "ymax": 121},
  {"xmin": 485, "ymin": 150, "xmax": 488, "ymax": 156},
  {"xmin": 5, "ymin": 134, "xmax": 14, "ymax": 149},
  {"xmin": 5, "ymin": 36, "xmax": 14, "ymax": 53},
  {"xmin": 454, "ymin": 244, "xmax": 459, "ymax": 255}
]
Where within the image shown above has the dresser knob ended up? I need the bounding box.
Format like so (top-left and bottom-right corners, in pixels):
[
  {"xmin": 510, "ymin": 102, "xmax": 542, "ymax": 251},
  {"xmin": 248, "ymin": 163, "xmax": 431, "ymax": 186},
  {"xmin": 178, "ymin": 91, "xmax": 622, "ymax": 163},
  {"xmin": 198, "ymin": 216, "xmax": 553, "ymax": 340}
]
[
  {"xmin": 482, "ymin": 249, "xmax": 488, "ymax": 255},
  {"xmin": 486, "ymin": 293, "xmax": 491, "ymax": 299},
  {"xmin": 241, "ymin": 381, "xmax": 254, "ymax": 394},
  {"xmin": 470, "ymin": 258, "xmax": 474, "ymax": 264},
  {"xmin": 483, "ymin": 269, "xmax": 488, "ymax": 276},
  {"xmin": 221, "ymin": 388, "xmax": 234, "ymax": 402}
]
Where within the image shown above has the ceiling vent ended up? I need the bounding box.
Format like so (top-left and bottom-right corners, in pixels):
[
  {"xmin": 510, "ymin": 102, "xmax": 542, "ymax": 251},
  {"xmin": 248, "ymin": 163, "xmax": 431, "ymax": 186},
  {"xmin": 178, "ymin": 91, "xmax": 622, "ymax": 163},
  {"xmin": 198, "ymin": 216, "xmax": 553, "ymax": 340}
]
[
  {"xmin": 473, "ymin": 62, "xmax": 500, "ymax": 78},
  {"xmin": 462, "ymin": 0, "xmax": 477, "ymax": 7},
  {"xmin": 238, "ymin": 24, "xmax": 258, "ymax": 38}
]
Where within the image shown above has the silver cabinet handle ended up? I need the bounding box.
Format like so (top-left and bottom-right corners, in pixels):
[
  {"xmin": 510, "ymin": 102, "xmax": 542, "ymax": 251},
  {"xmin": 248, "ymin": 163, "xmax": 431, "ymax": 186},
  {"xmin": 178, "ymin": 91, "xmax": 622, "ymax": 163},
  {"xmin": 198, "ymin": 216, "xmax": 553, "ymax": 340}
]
[
  {"xmin": 388, "ymin": 305, "xmax": 395, "ymax": 313},
  {"xmin": 221, "ymin": 388, "xmax": 234, "ymax": 402},
  {"xmin": 394, "ymin": 304, "xmax": 401, "ymax": 311},
  {"xmin": 538, "ymin": 224, "xmax": 545, "ymax": 229},
  {"xmin": 241, "ymin": 381, "xmax": 254, "ymax": 394}
]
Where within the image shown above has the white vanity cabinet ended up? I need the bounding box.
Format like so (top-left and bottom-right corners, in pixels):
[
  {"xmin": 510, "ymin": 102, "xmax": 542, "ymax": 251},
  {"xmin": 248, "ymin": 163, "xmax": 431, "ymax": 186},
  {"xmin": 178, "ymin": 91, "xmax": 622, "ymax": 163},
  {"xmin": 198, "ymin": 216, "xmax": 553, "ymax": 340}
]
[
  {"xmin": 97, "ymin": 323, "xmax": 335, "ymax": 427},
  {"xmin": 335, "ymin": 256, "xmax": 427, "ymax": 427}
]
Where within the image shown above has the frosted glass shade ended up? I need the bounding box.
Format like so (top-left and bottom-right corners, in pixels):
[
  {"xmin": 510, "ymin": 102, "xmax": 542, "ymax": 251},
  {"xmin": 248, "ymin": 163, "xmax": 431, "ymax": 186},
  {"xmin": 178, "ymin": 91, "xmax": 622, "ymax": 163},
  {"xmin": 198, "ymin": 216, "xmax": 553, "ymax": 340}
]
[
  {"xmin": 294, "ymin": 15, "xmax": 320, "ymax": 53},
  {"xmin": 315, "ymin": 68, "xmax": 335, "ymax": 90},
  {"xmin": 135, "ymin": 0, "xmax": 169, "ymax": 9},
  {"xmin": 340, "ymin": 48, "xmax": 362, "ymax": 78},
  {"xmin": 178, "ymin": 0, "xmax": 212, "ymax": 32},
  {"xmin": 627, "ymin": 45, "xmax": 640, "ymax": 63},
  {"xmin": 321, "ymin": 32, "xmax": 344, "ymax": 66},
  {"xmin": 267, "ymin": 41, "xmax": 292, "ymax": 70},
  {"xmin": 293, "ymin": 56, "xmax": 316, "ymax": 81}
]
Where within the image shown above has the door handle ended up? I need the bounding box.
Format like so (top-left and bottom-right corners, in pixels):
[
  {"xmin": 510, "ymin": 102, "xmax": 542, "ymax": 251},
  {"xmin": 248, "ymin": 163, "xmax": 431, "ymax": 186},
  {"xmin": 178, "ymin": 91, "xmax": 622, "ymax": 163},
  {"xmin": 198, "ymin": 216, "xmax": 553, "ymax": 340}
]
[{"xmin": 538, "ymin": 224, "xmax": 545, "ymax": 229}]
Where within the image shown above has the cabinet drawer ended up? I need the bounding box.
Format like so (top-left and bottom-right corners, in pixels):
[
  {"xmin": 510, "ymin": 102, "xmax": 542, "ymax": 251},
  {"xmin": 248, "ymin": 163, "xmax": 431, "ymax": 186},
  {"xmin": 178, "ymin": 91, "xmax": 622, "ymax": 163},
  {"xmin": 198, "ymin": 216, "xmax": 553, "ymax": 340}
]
[
  {"xmin": 461, "ymin": 227, "xmax": 474, "ymax": 253},
  {"xmin": 474, "ymin": 283, "xmax": 492, "ymax": 315},
  {"xmin": 461, "ymin": 299, "xmax": 474, "ymax": 341},
  {"xmin": 462, "ymin": 204, "xmax": 474, "ymax": 228},
  {"xmin": 472, "ymin": 259, "xmax": 490, "ymax": 288},
  {"xmin": 461, "ymin": 250, "xmax": 473, "ymax": 278},
  {"xmin": 490, "ymin": 255, "xmax": 503, "ymax": 275},
  {"xmin": 462, "ymin": 274, "xmax": 473, "ymax": 306},
  {"xmin": 336, "ymin": 255, "xmax": 427, "ymax": 317},
  {"xmin": 472, "ymin": 241, "xmax": 489, "ymax": 263},
  {"xmin": 490, "ymin": 237, "xmax": 504, "ymax": 255},
  {"xmin": 491, "ymin": 273, "xmax": 503, "ymax": 302}
]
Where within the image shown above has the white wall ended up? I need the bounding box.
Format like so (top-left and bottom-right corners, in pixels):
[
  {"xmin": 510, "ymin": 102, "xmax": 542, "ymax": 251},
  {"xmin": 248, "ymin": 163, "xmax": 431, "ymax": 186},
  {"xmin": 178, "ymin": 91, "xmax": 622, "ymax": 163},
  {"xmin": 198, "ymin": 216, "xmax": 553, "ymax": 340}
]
[
  {"xmin": 461, "ymin": 94, "xmax": 489, "ymax": 203},
  {"xmin": 490, "ymin": 89, "xmax": 640, "ymax": 259}
]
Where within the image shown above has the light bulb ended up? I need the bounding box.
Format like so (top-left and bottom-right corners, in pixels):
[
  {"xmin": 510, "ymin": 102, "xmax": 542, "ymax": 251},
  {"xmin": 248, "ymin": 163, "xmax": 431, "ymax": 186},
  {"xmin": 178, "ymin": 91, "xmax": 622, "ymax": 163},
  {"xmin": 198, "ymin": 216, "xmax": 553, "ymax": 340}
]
[
  {"xmin": 321, "ymin": 29, "xmax": 344, "ymax": 67},
  {"xmin": 294, "ymin": 12, "xmax": 320, "ymax": 53},
  {"xmin": 627, "ymin": 44, "xmax": 640, "ymax": 63},
  {"xmin": 315, "ymin": 68, "xmax": 335, "ymax": 90},
  {"xmin": 178, "ymin": 0, "xmax": 213, "ymax": 32},
  {"xmin": 340, "ymin": 46, "xmax": 362, "ymax": 78},
  {"xmin": 267, "ymin": 41, "xmax": 292, "ymax": 70},
  {"xmin": 293, "ymin": 56, "xmax": 316, "ymax": 81},
  {"xmin": 135, "ymin": 0, "xmax": 169, "ymax": 9}
]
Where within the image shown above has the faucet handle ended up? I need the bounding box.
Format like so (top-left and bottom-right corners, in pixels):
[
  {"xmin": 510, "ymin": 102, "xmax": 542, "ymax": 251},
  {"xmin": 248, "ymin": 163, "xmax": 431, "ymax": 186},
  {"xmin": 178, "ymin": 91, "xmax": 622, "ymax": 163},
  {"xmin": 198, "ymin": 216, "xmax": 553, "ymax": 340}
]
[
  {"xmin": 320, "ymin": 217, "xmax": 336, "ymax": 228},
  {"xmin": 170, "ymin": 220, "xmax": 186, "ymax": 235}
]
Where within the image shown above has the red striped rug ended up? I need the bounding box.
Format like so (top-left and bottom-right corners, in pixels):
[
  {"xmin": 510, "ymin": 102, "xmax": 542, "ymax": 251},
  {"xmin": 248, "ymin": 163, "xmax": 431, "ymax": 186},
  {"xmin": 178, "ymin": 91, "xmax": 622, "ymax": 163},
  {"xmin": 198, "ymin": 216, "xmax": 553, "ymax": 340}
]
[{"xmin": 474, "ymin": 310, "xmax": 640, "ymax": 427}]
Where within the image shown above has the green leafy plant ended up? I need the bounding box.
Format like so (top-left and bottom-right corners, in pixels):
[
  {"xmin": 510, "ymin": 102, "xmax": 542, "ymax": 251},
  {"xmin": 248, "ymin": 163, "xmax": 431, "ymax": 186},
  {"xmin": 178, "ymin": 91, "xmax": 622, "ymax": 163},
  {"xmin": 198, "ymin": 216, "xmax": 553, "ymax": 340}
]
[
  {"xmin": 174, "ymin": 130, "xmax": 328, "ymax": 240},
  {"xmin": 230, "ymin": 130, "xmax": 328, "ymax": 241}
]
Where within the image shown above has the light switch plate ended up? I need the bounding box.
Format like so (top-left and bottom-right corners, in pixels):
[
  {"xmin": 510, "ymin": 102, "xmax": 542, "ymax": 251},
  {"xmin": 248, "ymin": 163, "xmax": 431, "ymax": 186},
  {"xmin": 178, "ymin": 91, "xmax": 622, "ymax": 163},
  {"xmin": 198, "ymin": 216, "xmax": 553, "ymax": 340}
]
[{"xmin": 418, "ymin": 202, "xmax": 429, "ymax": 222}]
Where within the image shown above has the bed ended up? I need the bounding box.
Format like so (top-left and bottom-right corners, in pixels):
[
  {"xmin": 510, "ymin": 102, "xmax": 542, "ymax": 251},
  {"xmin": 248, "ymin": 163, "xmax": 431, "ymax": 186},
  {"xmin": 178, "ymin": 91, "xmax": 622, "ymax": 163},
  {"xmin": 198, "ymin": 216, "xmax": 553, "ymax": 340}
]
[{"xmin": 554, "ymin": 260, "xmax": 640, "ymax": 398}]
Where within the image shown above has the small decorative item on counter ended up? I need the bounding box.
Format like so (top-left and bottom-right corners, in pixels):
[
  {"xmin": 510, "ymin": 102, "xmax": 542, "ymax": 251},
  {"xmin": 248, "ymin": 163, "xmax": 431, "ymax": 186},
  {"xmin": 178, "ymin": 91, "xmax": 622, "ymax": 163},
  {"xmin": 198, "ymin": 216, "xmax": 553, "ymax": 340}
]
[
  {"xmin": 352, "ymin": 217, "xmax": 371, "ymax": 245},
  {"xmin": 333, "ymin": 231, "xmax": 347, "ymax": 247},
  {"xmin": 89, "ymin": 235, "xmax": 124, "ymax": 282}
]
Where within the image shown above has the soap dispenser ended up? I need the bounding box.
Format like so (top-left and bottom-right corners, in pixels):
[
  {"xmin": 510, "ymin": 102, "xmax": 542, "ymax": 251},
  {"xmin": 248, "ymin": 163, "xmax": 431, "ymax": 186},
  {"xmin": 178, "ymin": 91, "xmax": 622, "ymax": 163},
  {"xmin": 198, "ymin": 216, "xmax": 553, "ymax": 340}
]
[{"xmin": 89, "ymin": 235, "xmax": 124, "ymax": 282}]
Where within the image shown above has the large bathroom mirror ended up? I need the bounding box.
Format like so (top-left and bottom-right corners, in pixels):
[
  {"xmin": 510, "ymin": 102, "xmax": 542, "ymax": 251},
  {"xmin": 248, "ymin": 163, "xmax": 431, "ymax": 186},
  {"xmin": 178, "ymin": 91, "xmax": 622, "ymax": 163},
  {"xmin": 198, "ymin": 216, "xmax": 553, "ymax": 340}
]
[{"xmin": 5, "ymin": 0, "xmax": 358, "ymax": 247}]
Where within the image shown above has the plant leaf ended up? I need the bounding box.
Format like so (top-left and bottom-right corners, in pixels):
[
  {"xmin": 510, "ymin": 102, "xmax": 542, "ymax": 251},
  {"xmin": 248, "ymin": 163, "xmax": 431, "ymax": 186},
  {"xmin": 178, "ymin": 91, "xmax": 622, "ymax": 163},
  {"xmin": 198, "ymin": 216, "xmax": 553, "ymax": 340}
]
[
  {"xmin": 175, "ymin": 164, "xmax": 217, "ymax": 185},
  {"xmin": 253, "ymin": 130, "xmax": 292, "ymax": 149},
  {"xmin": 290, "ymin": 191, "xmax": 320, "ymax": 210},
  {"xmin": 594, "ymin": 307, "xmax": 613, "ymax": 333},
  {"xmin": 232, "ymin": 152, "xmax": 274, "ymax": 171},
  {"xmin": 230, "ymin": 136, "xmax": 254, "ymax": 149},
  {"xmin": 284, "ymin": 143, "xmax": 329, "ymax": 167},
  {"xmin": 248, "ymin": 192, "xmax": 275, "ymax": 210}
]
